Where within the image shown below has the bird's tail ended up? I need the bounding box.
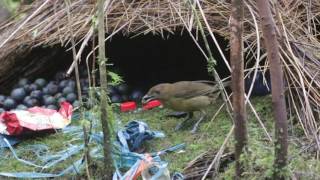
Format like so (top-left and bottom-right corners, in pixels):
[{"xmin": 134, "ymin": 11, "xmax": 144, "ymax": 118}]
[
  {"xmin": 218, "ymin": 80, "xmax": 231, "ymax": 88},
  {"xmin": 193, "ymin": 80, "xmax": 231, "ymax": 88}
]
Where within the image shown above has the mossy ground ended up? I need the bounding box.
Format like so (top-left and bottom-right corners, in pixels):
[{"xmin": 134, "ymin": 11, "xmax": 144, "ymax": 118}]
[{"xmin": 0, "ymin": 96, "xmax": 319, "ymax": 179}]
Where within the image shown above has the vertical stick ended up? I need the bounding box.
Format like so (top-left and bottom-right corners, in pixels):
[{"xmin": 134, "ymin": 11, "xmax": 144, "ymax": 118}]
[
  {"xmin": 98, "ymin": 0, "xmax": 113, "ymax": 177},
  {"xmin": 230, "ymin": 0, "xmax": 247, "ymax": 178},
  {"xmin": 256, "ymin": 1, "xmax": 288, "ymax": 179},
  {"xmin": 92, "ymin": 36, "xmax": 97, "ymax": 88},
  {"xmin": 65, "ymin": 0, "xmax": 90, "ymax": 178}
]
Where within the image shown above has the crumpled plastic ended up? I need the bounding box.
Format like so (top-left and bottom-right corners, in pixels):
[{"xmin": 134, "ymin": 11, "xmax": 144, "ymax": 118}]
[
  {"xmin": 117, "ymin": 120, "xmax": 165, "ymax": 152},
  {"xmin": 0, "ymin": 101, "xmax": 72, "ymax": 135},
  {"xmin": 0, "ymin": 115, "xmax": 185, "ymax": 179},
  {"xmin": 113, "ymin": 120, "xmax": 185, "ymax": 180}
]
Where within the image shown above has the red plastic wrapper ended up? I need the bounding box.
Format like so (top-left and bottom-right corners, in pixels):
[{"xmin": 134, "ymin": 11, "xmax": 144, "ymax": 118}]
[
  {"xmin": 142, "ymin": 100, "xmax": 162, "ymax": 110},
  {"xmin": 120, "ymin": 101, "xmax": 137, "ymax": 112},
  {"xmin": 0, "ymin": 102, "xmax": 72, "ymax": 135}
]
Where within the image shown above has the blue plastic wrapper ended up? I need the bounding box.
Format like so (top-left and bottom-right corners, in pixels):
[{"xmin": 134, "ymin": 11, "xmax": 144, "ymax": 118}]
[{"xmin": 0, "ymin": 114, "xmax": 184, "ymax": 179}]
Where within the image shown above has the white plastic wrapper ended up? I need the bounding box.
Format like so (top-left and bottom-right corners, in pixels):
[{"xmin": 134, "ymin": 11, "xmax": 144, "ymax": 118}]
[{"xmin": 0, "ymin": 102, "xmax": 72, "ymax": 135}]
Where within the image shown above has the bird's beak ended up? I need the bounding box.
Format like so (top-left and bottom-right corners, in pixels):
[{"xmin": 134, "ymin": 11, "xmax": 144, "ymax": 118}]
[{"xmin": 141, "ymin": 94, "xmax": 156, "ymax": 104}]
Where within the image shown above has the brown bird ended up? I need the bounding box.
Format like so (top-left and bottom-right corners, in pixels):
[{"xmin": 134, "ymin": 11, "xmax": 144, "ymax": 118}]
[{"xmin": 142, "ymin": 81, "xmax": 229, "ymax": 133}]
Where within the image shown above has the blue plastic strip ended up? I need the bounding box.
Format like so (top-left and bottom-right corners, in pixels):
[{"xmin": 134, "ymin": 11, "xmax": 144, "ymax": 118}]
[
  {"xmin": 3, "ymin": 138, "xmax": 43, "ymax": 168},
  {"xmin": 0, "ymin": 158, "xmax": 84, "ymax": 178},
  {"xmin": 0, "ymin": 134, "xmax": 21, "ymax": 148},
  {"xmin": 41, "ymin": 145, "xmax": 84, "ymax": 169},
  {"xmin": 0, "ymin": 117, "xmax": 184, "ymax": 179},
  {"xmin": 0, "ymin": 111, "xmax": 98, "ymax": 178}
]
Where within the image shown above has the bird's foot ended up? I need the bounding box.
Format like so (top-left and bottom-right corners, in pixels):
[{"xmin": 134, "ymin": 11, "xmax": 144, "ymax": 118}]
[
  {"xmin": 174, "ymin": 112, "xmax": 193, "ymax": 131},
  {"xmin": 190, "ymin": 113, "xmax": 206, "ymax": 134}
]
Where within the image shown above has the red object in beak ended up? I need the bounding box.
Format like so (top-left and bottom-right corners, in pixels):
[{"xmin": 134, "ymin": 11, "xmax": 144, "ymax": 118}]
[
  {"xmin": 120, "ymin": 101, "xmax": 137, "ymax": 112},
  {"xmin": 143, "ymin": 100, "xmax": 162, "ymax": 110}
]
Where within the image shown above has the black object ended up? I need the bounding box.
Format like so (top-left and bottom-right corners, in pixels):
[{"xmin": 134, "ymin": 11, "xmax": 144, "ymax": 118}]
[
  {"xmin": 117, "ymin": 84, "xmax": 130, "ymax": 94},
  {"xmin": 62, "ymin": 86, "xmax": 74, "ymax": 96},
  {"xmin": 41, "ymin": 95, "xmax": 49, "ymax": 103},
  {"xmin": 10, "ymin": 88, "xmax": 26, "ymax": 102},
  {"xmin": 46, "ymin": 82, "xmax": 59, "ymax": 95},
  {"xmin": 80, "ymin": 78, "xmax": 89, "ymax": 87},
  {"xmin": 66, "ymin": 93, "xmax": 77, "ymax": 103},
  {"xmin": 59, "ymin": 80, "xmax": 69, "ymax": 91},
  {"xmin": 55, "ymin": 93, "xmax": 63, "ymax": 99},
  {"xmin": 58, "ymin": 97, "xmax": 67, "ymax": 104},
  {"xmin": 16, "ymin": 104, "xmax": 28, "ymax": 110},
  {"xmin": 17, "ymin": 78, "xmax": 30, "ymax": 87},
  {"xmin": 3, "ymin": 98, "xmax": 16, "ymax": 110},
  {"xmin": 23, "ymin": 97, "xmax": 39, "ymax": 107},
  {"xmin": 54, "ymin": 71, "xmax": 65, "ymax": 81},
  {"xmin": 111, "ymin": 94, "xmax": 122, "ymax": 103},
  {"xmin": 107, "ymin": 86, "xmax": 118, "ymax": 95},
  {"xmin": 23, "ymin": 84, "xmax": 32, "ymax": 93},
  {"xmin": 30, "ymin": 90, "xmax": 43, "ymax": 100},
  {"xmin": 47, "ymin": 104, "xmax": 58, "ymax": 110},
  {"xmin": 23, "ymin": 96, "xmax": 31, "ymax": 104},
  {"xmin": 67, "ymin": 80, "xmax": 76, "ymax": 89},
  {"xmin": 79, "ymin": 67, "xmax": 88, "ymax": 78},
  {"xmin": 34, "ymin": 78, "xmax": 47, "ymax": 88},
  {"xmin": 42, "ymin": 87, "xmax": 50, "ymax": 95},
  {"xmin": 82, "ymin": 86, "xmax": 89, "ymax": 95},
  {"xmin": 245, "ymin": 71, "xmax": 271, "ymax": 96},
  {"xmin": 43, "ymin": 96, "xmax": 56, "ymax": 106},
  {"xmin": 29, "ymin": 83, "xmax": 39, "ymax": 91},
  {"xmin": 130, "ymin": 90, "xmax": 144, "ymax": 102},
  {"xmin": 0, "ymin": 95, "xmax": 6, "ymax": 107},
  {"xmin": 121, "ymin": 95, "xmax": 129, "ymax": 102}
]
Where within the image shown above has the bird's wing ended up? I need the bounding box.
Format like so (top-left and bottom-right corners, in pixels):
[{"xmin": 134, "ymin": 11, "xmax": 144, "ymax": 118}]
[
  {"xmin": 193, "ymin": 80, "xmax": 231, "ymax": 87},
  {"xmin": 172, "ymin": 81, "xmax": 220, "ymax": 99},
  {"xmin": 191, "ymin": 80, "xmax": 216, "ymax": 84}
]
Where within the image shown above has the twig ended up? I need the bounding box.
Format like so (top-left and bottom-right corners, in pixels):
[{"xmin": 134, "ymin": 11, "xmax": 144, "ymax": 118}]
[{"xmin": 201, "ymin": 125, "xmax": 234, "ymax": 180}]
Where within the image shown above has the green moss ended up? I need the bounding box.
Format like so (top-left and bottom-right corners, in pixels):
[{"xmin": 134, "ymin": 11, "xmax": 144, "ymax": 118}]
[
  {"xmin": 0, "ymin": 96, "xmax": 320, "ymax": 179},
  {"xmin": 0, "ymin": 132, "xmax": 83, "ymax": 173}
]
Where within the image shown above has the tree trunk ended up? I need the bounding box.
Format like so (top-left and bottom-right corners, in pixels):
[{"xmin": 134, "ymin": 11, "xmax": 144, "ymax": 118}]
[
  {"xmin": 256, "ymin": 1, "xmax": 288, "ymax": 179},
  {"xmin": 230, "ymin": 0, "xmax": 247, "ymax": 179},
  {"xmin": 98, "ymin": 0, "xmax": 113, "ymax": 177}
]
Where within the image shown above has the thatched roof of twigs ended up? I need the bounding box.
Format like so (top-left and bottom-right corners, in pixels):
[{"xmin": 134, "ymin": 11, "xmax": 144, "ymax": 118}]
[{"xmin": 0, "ymin": 0, "xmax": 320, "ymax": 147}]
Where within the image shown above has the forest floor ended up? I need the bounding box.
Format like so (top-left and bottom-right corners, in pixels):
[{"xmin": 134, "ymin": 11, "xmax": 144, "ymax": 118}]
[{"xmin": 0, "ymin": 96, "xmax": 319, "ymax": 179}]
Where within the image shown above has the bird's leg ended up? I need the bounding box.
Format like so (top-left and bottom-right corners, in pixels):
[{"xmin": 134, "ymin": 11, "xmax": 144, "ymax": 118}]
[
  {"xmin": 175, "ymin": 112, "xmax": 193, "ymax": 130},
  {"xmin": 190, "ymin": 110, "xmax": 206, "ymax": 134}
]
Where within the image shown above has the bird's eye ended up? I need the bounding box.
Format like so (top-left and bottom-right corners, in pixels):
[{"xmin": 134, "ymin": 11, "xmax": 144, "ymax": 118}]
[{"xmin": 154, "ymin": 90, "xmax": 160, "ymax": 94}]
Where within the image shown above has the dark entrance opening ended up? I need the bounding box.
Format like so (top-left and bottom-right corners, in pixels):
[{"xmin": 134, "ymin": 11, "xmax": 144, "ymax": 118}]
[
  {"xmin": 0, "ymin": 31, "xmax": 231, "ymax": 111},
  {"xmin": 1, "ymin": 31, "xmax": 230, "ymax": 93},
  {"xmin": 106, "ymin": 32, "xmax": 230, "ymax": 91}
]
